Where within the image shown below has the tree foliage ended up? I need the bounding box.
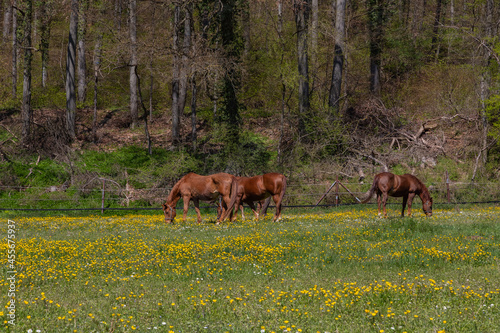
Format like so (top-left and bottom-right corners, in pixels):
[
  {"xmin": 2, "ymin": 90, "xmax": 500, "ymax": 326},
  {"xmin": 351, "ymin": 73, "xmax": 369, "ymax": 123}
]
[{"xmin": 0, "ymin": 0, "xmax": 500, "ymax": 177}]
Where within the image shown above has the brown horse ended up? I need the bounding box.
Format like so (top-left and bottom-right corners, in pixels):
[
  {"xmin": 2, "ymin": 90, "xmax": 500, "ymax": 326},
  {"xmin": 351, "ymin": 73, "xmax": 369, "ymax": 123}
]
[
  {"xmin": 162, "ymin": 172, "xmax": 237, "ymax": 224},
  {"xmin": 228, "ymin": 173, "xmax": 287, "ymax": 222},
  {"xmin": 361, "ymin": 172, "xmax": 433, "ymax": 218}
]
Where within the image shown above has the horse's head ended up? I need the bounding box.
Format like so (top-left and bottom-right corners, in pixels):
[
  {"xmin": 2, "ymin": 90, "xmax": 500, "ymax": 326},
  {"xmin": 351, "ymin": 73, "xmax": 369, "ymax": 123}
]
[
  {"xmin": 423, "ymin": 197, "xmax": 433, "ymax": 217},
  {"xmin": 162, "ymin": 203, "xmax": 176, "ymax": 223}
]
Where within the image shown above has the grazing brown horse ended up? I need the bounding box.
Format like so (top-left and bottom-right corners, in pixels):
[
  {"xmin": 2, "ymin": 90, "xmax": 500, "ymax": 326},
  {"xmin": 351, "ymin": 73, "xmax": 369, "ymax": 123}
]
[
  {"xmin": 361, "ymin": 172, "xmax": 433, "ymax": 218},
  {"xmin": 162, "ymin": 172, "xmax": 237, "ymax": 224},
  {"xmin": 228, "ymin": 173, "xmax": 287, "ymax": 222}
]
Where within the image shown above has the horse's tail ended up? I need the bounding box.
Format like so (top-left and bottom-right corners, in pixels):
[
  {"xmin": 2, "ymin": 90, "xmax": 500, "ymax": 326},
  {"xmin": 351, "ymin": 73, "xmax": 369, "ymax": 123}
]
[
  {"xmin": 223, "ymin": 176, "xmax": 239, "ymax": 219},
  {"xmin": 261, "ymin": 174, "xmax": 286, "ymax": 216},
  {"xmin": 361, "ymin": 177, "xmax": 377, "ymax": 204},
  {"xmin": 260, "ymin": 197, "xmax": 271, "ymax": 216},
  {"xmin": 278, "ymin": 174, "xmax": 287, "ymax": 207}
]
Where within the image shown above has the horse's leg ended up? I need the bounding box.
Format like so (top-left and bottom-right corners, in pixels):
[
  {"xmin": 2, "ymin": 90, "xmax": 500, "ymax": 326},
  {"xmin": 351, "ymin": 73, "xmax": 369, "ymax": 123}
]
[
  {"xmin": 240, "ymin": 205, "xmax": 245, "ymax": 220},
  {"xmin": 247, "ymin": 201, "xmax": 259, "ymax": 220},
  {"xmin": 231, "ymin": 200, "xmax": 241, "ymax": 222},
  {"xmin": 183, "ymin": 196, "xmax": 191, "ymax": 222},
  {"xmin": 272, "ymin": 193, "xmax": 282, "ymax": 221},
  {"xmin": 218, "ymin": 195, "xmax": 232, "ymax": 224},
  {"xmin": 401, "ymin": 195, "xmax": 408, "ymax": 217},
  {"xmin": 256, "ymin": 201, "xmax": 263, "ymax": 218},
  {"xmin": 216, "ymin": 197, "xmax": 222, "ymax": 220},
  {"xmin": 377, "ymin": 194, "xmax": 382, "ymax": 217},
  {"xmin": 407, "ymin": 193, "xmax": 416, "ymax": 217},
  {"xmin": 382, "ymin": 192, "xmax": 389, "ymax": 218},
  {"xmin": 192, "ymin": 198, "xmax": 202, "ymax": 223},
  {"xmin": 260, "ymin": 197, "xmax": 271, "ymax": 217}
]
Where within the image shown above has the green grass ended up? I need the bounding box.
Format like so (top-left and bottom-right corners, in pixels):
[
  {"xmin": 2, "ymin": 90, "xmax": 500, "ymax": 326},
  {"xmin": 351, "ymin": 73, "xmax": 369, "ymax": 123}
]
[{"xmin": 2, "ymin": 206, "xmax": 500, "ymax": 332}]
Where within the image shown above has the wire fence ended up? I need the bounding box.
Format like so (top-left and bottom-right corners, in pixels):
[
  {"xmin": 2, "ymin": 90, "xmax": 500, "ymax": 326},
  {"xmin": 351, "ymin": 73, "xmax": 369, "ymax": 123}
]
[{"xmin": 1, "ymin": 178, "xmax": 499, "ymax": 212}]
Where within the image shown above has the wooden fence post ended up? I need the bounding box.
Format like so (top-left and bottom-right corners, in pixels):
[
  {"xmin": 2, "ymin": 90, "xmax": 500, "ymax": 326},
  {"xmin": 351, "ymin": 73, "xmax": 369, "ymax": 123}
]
[
  {"xmin": 335, "ymin": 175, "xmax": 340, "ymax": 206},
  {"xmin": 445, "ymin": 170, "xmax": 450, "ymax": 203},
  {"xmin": 101, "ymin": 178, "xmax": 106, "ymax": 214}
]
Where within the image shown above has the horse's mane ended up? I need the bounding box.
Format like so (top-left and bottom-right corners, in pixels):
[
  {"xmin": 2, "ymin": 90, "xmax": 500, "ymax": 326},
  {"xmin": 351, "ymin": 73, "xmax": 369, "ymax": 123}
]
[
  {"xmin": 408, "ymin": 174, "xmax": 431, "ymax": 200},
  {"xmin": 166, "ymin": 178, "xmax": 183, "ymax": 204}
]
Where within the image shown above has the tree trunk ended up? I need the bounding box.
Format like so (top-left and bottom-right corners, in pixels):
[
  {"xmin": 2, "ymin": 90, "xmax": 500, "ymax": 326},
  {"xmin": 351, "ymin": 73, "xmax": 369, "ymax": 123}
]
[
  {"xmin": 328, "ymin": 0, "xmax": 346, "ymax": 115},
  {"xmin": 149, "ymin": 61, "xmax": 154, "ymax": 123},
  {"xmin": 242, "ymin": 0, "xmax": 250, "ymax": 56},
  {"xmin": 177, "ymin": 5, "xmax": 191, "ymax": 120},
  {"xmin": 485, "ymin": 0, "xmax": 495, "ymax": 37},
  {"xmin": 11, "ymin": 0, "xmax": 17, "ymax": 99},
  {"xmin": 478, "ymin": 0, "xmax": 496, "ymax": 167},
  {"xmin": 171, "ymin": 4, "xmax": 181, "ymax": 143},
  {"xmin": 77, "ymin": 0, "xmax": 88, "ymax": 103},
  {"xmin": 367, "ymin": 0, "xmax": 384, "ymax": 95},
  {"xmin": 311, "ymin": 0, "xmax": 318, "ymax": 64},
  {"xmin": 114, "ymin": 0, "xmax": 123, "ymax": 31},
  {"xmin": 294, "ymin": 0, "xmax": 310, "ymax": 137},
  {"xmin": 93, "ymin": 34, "xmax": 102, "ymax": 143},
  {"xmin": 431, "ymin": 0, "xmax": 442, "ymax": 58},
  {"xmin": 278, "ymin": 0, "xmax": 284, "ymax": 164},
  {"xmin": 219, "ymin": 0, "xmax": 241, "ymax": 153},
  {"xmin": 39, "ymin": 0, "xmax": 50, "ymax": 88},
  {"xmin": 3, "ymin": 0, "xmax": 11, "ymax": 42},
  {"xmin": 134, "ymin": 67, "xmax": 152, "ymax": 155},
  {"xmin": 129, "ymin": 0, "xmax": 138, "ymax": 128},
  {"xmin": 148, "ymin": 0, "xmax": 156, "ymax": 124},
  {"xmin": 191, "ymin": 76, "xmax": 197, "ymax": 150},
  {"xmin": 66, "ymin": 0, "xmax": 78, "ymax": 140},
  {"xmin": 21, "ymin": 0, "xmax": 33, "ymax": 145}
]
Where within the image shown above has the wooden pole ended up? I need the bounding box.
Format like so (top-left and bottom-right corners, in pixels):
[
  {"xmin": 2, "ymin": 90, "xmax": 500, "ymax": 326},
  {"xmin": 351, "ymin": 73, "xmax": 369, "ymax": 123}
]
[
  {"xmin": 315, "ymin": 181, "xmax": 337, "ymax": 206},
  {"xmin": 335, "ymin": 175, "xmax": 340, "ymax": 206},
  {"xmin": 338, "ymin": 181, "xmax": 361, "ymax": 203},
  {"xmin": 446, "ymin": 170, "xmax": 450, "ymax": 203},
  {"xmin": 101, "ymin": 179, "xmax": 106, "ymax": 214}
]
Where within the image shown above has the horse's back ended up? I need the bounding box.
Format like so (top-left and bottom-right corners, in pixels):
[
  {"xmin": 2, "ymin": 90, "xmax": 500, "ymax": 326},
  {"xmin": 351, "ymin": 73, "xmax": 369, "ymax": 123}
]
[
  {"xmin": 262, "ymin": 173, "xmax": 286, "ymax": 193},
  {"xmin": 376, "ymin": 172, "xmax": 424, "ymax": 195},
  {"xmin": 210, "ymin": 172, "xmax": 235, "ymax": 186},
  {"xmin": 401, "ymin": 174, "xmax": 426, "ymax": 192}
]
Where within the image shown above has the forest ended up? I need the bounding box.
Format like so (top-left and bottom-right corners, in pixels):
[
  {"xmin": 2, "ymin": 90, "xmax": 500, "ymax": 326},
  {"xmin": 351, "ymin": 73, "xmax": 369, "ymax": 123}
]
[{"xmin": 0, "ymin": 0, "xmax": 499, "ymax": 208}]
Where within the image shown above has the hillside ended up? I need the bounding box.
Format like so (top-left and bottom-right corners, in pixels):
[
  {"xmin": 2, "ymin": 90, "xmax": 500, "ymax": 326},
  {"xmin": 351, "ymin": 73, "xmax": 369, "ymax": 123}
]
[{"xmin": 0, "ymin": 1, "xmax": 499, "ymax": 211}]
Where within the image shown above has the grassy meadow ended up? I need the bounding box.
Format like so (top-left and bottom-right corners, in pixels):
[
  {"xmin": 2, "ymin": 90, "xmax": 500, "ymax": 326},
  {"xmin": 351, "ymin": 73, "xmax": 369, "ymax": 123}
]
[{"xmin": 2, "ymin": 205, "xmax": 500, "ymax": 332}]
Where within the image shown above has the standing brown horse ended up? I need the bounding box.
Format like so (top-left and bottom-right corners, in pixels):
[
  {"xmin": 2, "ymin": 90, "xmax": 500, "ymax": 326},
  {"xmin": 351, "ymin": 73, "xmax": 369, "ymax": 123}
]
[
  {"xmin": 361, "ymin": 172, "xmax": 433, "ymax": 218},
  {"xmin": 162, "ymin": 172, "xmax": 237, "ymax": 224},
  {"xmin": 228, "ymin": 173, "xmax": 287, "ymax": 222}
]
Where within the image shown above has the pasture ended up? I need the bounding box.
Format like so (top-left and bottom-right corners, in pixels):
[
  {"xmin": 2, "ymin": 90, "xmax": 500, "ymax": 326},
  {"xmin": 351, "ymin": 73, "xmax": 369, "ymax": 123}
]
[{"xmin": 2, "ymin": 205, "xmax": 500, "ymax": 332}]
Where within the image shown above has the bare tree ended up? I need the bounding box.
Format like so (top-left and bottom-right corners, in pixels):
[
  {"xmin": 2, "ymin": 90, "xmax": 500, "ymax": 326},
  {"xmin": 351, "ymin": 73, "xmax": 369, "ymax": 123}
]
[
  {"xmin": 171, "ymin": 3, "xmax": 181, "ymax": 143},
  {"xmin": 148, "ymin": 0, "xmax": 156, "ymax": 123},
  {"xmin": 21, "ymin": 0, "xmax": 33, "ymax": 145},
  {"xmin": 3, "ymin": 0, "xmax": 11, "ymax": 42},
  {"xmin": 328, "ymin": 0, "xmax": 346, "ymax": 115},
  {"xmin": 191, "ymin": 75, "xmax": 197, "ymax": 149},
  {"xmin": 66, "ymin": 0, "xmax": 78, "ymax": 139},
  {"xmin": 178, "ymin": 4, "xmax": 192, "ymax": 124},
  {"xmin": 38, "ymin": 0, "xmax": 53, "ymax": 88},
  {"xmin": 93, "ymin": 34, "xmax": 102, "ymax": 143},
  {"xmin": 129, "ymin": 0, "xmax": 138, "ymax": 128},
  {"xmin": 473, "ymin": 0, "xmax": 497, "ymax": 179},
  {"xmin": 241, "ymin": 0, "xmax": 250, "ymax": 55},
  {"xmin": 310, "ymin": 0, "xmax": 318, "ymax": 64},
  {"xmin": 11, "ymin": 0, "xmax": 17, "ymax": 99},
  {"xmin": 294, "ymin": 0, "xmax": 310, "ymax": 137},
  {"xmin": 367, "ymin": 0, "xmax": 384, "ymax": 95},
  {"xmin": 431, "ymin": 0, "xmax": 443, "ymax": 58},
  {"xmin": 77, "ymin": 0, "xmax": 88, "ymax": 103}
]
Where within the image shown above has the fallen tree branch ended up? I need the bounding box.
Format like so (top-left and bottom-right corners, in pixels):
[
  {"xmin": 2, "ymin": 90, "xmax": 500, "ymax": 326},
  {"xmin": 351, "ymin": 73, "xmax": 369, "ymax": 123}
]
[{"xmin": 350, "ymin": 148, "xmax": 388, "ymax": 172}]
